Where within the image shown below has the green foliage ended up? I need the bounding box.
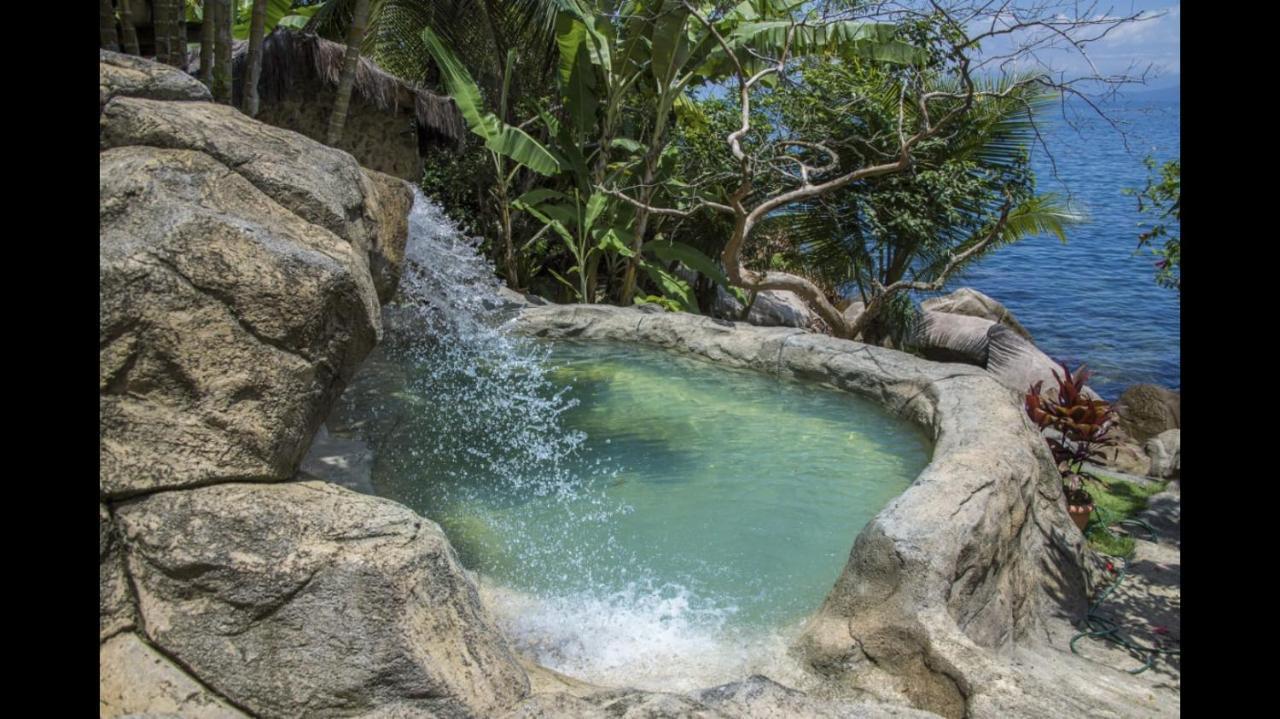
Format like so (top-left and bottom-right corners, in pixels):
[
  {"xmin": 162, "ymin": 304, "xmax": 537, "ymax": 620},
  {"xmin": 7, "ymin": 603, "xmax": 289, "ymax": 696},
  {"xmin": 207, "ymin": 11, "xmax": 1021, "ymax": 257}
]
[
  {"xmin": 317, "ymin": 1, "xmax": 1071, "ymax": 321},
  {"xmin": 728, "ymin": 60, "xmax": 1079, "ymax": 340},
  {"xmin": 422, "ymin": 27, "xmax": 561, "ymax": 176},
  {"xmin": 634, "ymin": 294, "xmax": 684, "ymax": 312},
  {"xmin": 1124, "ymin": 156, "xmax": 1180, "ymax": 294},
  {"xmin": 229, "ymin": 0, "xmax": 320, "ymax": 39},
  {"xmin": 1084, "ymin": 475, "xmax": 1167, "ymax": 558}
]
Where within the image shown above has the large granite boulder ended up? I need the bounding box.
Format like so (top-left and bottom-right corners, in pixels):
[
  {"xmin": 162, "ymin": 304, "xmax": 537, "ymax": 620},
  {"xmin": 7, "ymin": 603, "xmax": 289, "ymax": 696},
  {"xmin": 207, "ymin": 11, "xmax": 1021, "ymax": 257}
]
[
  {"xmin": 114, "ymin": 481, "xmax": 530, "ymax": 718},
  {"xmin": 100, "ymin": 96, "xmax": 411, "ymax": 302},
  {"xmin": 711, "ymin": 275, "xmax": 822, "ymax": 330},
  {"xmin": 1114, "ymin": 384, "xmax": 1180, "ymax": 444},
  {"xmin": 913, "ymin": 311, "xmax": 994, "ymax": 366},
  {"xmin": 1098, "ymin": 440, "xmax": 1153, "ymax": 477},
  {"xmin": 100, "ymin": 146, "xmax": 381, "ymax": 498},
  {"xmin": 99, "ymin": 54, "xmax": 529, "ymax": 719},
  {"xmin": 985, "ymin": 324, "xmax": 1078, "ymax": 399},
  {"xmin": 100, "ymin": 49, "xmax": 212, "ymax": 109},
  {"xmin": 922, "ymin": 288, "xmax": 1033, "ymax": 342}
]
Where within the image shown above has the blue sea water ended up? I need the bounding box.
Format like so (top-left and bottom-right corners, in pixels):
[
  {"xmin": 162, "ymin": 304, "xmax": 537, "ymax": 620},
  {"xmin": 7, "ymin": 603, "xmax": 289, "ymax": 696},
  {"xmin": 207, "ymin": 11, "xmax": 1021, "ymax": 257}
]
[{"xmin": 938, "ymin": 98, "xmax": 1180, "ymax": 400}]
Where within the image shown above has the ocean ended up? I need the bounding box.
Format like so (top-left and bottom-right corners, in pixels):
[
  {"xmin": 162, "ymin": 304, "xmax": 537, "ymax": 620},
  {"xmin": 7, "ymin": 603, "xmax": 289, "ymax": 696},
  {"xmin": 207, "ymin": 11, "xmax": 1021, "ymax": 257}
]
[{"xmin": 940, "ymin": 97, "xmax": 1181, "ymax": 400}]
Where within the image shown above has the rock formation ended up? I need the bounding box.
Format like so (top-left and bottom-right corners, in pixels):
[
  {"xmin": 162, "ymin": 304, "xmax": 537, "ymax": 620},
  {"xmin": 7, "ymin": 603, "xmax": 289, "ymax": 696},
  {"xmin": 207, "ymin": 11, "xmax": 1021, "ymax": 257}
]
[{"xmin": 100, "ymin": 53, "xmax": 527, "ymax": 718}]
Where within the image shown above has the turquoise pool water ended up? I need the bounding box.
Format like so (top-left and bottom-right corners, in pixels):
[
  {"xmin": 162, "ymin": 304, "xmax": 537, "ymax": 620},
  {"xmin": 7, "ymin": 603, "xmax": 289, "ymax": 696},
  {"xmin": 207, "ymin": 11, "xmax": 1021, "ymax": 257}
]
[{"xmin": 335, "ymin": 338, "xmax": 931, "ymax": 688}]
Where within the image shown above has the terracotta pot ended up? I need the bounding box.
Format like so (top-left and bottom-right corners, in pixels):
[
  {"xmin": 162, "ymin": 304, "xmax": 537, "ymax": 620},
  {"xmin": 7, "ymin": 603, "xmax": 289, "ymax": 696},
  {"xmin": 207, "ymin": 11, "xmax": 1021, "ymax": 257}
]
[{"xmin": 1067, "ymin": 502, "xmax": 1094, "ymax": 532}]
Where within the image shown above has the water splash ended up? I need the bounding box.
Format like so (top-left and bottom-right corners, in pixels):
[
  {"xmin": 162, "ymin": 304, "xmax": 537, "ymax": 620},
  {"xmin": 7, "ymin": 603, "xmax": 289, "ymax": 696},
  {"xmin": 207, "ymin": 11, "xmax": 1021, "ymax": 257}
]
[{"xmin": 325, "ymin": 191, "xmax": 911, "ymax": 692}]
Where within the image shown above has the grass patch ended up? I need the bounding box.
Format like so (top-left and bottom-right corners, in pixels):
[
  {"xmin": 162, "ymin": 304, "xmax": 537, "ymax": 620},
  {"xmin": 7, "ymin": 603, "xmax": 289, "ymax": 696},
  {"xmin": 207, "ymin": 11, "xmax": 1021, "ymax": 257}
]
[{"xmin": 1082, "ymin": 474, "xmax": 1166, "ymax": 558}]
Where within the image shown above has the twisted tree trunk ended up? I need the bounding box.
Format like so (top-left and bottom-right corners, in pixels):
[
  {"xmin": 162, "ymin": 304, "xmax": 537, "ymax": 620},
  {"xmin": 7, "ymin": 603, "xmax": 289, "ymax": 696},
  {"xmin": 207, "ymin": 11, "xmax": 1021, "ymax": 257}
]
[
  {"xmin": 243, "ymin": 0, "xmax": 269, "ymax": 116},
  {"xmin": 325, "ymin": 0, "xmax": 372, "ymax": 146}
]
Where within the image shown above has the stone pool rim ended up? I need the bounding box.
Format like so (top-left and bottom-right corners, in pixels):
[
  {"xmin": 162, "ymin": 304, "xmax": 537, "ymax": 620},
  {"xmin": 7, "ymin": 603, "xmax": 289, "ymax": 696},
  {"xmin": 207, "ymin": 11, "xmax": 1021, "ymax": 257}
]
[{"xmin": 512, "ymin": 302, "xmax": 1098, "ymax": 718}]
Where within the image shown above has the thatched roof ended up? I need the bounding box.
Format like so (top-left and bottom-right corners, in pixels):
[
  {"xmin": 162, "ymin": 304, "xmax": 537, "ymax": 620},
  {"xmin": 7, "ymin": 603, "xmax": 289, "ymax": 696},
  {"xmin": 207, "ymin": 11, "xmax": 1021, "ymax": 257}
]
[{"xmin": 229, "ymin": 29, "xmax": 464, "ymax": 145}]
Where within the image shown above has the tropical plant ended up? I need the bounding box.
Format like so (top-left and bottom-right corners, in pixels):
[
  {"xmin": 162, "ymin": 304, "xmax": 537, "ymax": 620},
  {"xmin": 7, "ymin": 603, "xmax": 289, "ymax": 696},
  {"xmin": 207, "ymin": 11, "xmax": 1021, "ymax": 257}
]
[
  {"xmin": 1025, "ymin": 363, "xmax": 1118, "ymax": 505},
  {"xmin": 1125, "ymin": 155, "xmax": 1180, "ymax": 294},
  {"xmin": 612, "ymin": 2, "xmax": 1145, "ymax": 343},
  {"xmin": 421, "ymin": 25, "xmax": 564, "ymax": 289}
]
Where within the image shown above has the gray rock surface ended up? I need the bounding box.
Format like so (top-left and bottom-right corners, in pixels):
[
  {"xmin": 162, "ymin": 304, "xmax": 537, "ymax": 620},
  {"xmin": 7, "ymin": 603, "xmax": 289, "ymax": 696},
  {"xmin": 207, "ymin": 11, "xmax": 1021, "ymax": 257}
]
[
  {"xmin": 360, "ymin": 169, "xmax": 414, "ymax": 303},
  {"xmin": 100, "ymin": 145, "xmax": 381, "ymax": 498},
  {"xmin": 692, "ymin": 676, "xmax": 943, "ymax": 718},
  {"xmin": 114, "ymin": 480, "xmax": 530, "ymax": 718},
  {"xmin": 100, "ymin": 49, "xmax": 213, "ymax": 108},
  {"xmin": 515, "ymin": 304, "xmax": 1175, "ymax": 718},
  {"xmin": 505, "ymin": 676, "xmax": 943, "ymax": 719},
  {"xmin": 1098, "ymin": 440, "xmax": 1153, "ymax": 477},
  {"xmin": 711, "ymin": 278, "xmax": 823, "ymax": 330},
  {"xmin": 913, "ymin": 310, "xmax": 994, "ymax": 366},
  {"xmin": 100, "ymin": 504, "xmax": 136, "ymax": 641},
  {"xmin": 1145, "ymin": 429, "xmax": 1180, "ymax": 479},
  {"xmin": 922, "ymin": 288, "xmax": 1033, "ymax": 342},
  {"xmin": 100, "ymin": 57, "xmax": 529, "ymax": 719},
  {"xmin": 100, "ymin": 633, "xmax": 250, "ymax": 719},
  {"xmin": 100, "ymin": 95, "xmax": 409, "ymax": 294},
  {"xmin": 985, "ymin": 324, "xmax": 1074, "ymax": 399},
  {"xmin": 1114, "ymin": 384, "xmax": 1180, "ymax": 444}
]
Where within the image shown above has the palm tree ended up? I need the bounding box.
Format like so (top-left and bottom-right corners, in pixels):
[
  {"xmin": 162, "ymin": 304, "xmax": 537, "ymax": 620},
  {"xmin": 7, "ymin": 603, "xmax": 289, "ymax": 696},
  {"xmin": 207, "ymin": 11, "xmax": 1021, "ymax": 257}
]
[
  {"xmin": 325, "ymin": 0, "xmax": 372, "ymax": 145},
  {"xmin": 200, "ymin": 1, "xmax": 215, "ymax": 86},
  {"xmin": 120, "ymin": 0, "xmax": 141, "ymax": 55},
  {"xmin": 243, "ymin": 0, "xmax": 269, "ymax": 116},
  {"xmin": 305, "ymin": 0, "xmax": 570, "ymax": 288},
  {"xmin": 100, "ymin": 0, "xmax": 120, "ymax": 51},
  {"xmin": 212, "ymin": 0, "xmax": 233, "ymax": 103},
  {"xmin": 153, "ymin": 0, "xmax": 179, "ymax": 65}
]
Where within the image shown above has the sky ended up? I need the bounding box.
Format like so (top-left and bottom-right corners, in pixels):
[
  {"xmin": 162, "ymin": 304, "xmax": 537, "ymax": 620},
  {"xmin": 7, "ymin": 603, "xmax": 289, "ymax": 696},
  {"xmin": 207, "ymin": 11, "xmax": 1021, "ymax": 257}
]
[
  {"xmin": 973, "ymin": 2, "xmax": 1180, "ymax": 90},
  {"xmin": 1089, "ymin": 2, "xmax": 1179, "ymax": 88}
]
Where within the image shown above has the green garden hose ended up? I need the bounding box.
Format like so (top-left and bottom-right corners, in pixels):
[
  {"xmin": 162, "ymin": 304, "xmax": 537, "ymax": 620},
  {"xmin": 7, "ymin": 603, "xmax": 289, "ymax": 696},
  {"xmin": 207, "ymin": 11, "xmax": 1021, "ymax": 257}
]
[{"xmin": 1069, "ymin": 510, "xmax": 1181, "ymax": 675}]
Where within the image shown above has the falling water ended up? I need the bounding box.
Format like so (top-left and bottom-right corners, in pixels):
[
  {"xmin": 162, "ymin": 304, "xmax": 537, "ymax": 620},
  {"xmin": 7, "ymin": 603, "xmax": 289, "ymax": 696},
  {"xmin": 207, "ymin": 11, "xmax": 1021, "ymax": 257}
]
[{"xmin": 322, "ymin": 191, "xmax": 926, "ymax": 692}]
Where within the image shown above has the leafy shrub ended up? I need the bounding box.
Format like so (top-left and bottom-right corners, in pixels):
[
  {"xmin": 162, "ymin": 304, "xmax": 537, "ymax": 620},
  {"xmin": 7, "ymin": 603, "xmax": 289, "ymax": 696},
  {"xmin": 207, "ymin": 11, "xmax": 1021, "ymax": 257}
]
[{"xmin": 1025, "ymin": 362, "xmax": 1118, "ymax": 505}]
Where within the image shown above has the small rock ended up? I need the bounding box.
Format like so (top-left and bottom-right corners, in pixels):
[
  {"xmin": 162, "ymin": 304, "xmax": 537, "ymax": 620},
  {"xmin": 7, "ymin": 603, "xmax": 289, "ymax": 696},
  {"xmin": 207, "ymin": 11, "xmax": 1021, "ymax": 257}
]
[
  {"xmin": 1114, "ymin": 384, "xmax": 1180, "ymax": 444},
  {"xmin": 1098, "ymin": 441, "xmax": 1152, "ymax": 477},
  {"xmin": 1144, "ymin": 429, "xmax": 1180, "ymax": 479}
]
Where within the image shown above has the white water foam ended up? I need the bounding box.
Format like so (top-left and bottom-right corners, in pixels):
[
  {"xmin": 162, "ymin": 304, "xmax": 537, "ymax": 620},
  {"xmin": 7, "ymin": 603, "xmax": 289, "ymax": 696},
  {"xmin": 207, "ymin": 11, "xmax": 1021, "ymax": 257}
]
[{"xmin": 478, "ymin": 580, "xmax": 811, "ymax": 693}]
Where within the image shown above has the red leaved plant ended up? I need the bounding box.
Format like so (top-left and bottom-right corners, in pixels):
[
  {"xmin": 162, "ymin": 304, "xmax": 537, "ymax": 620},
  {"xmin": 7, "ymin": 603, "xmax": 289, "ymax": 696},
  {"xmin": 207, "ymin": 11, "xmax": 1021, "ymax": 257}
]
[{"xmin": 1025, "ymin": 362, "xmax": 1118, "ymax": 505}]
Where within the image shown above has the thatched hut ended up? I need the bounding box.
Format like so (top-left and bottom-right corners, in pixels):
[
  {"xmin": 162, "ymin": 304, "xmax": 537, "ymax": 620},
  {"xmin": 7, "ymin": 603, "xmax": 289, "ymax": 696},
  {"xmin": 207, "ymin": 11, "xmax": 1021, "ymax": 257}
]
[{"xmin": 228, "ymin": 29, "xmax": 465, "ymax": 181}]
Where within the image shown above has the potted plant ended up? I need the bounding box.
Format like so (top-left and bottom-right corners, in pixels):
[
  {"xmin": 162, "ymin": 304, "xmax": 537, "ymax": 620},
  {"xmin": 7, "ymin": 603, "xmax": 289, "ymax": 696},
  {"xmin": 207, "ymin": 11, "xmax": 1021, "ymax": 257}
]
[{"xmin": 1025, "ymin": 363, "xmax": 1118, "ymax": 532}]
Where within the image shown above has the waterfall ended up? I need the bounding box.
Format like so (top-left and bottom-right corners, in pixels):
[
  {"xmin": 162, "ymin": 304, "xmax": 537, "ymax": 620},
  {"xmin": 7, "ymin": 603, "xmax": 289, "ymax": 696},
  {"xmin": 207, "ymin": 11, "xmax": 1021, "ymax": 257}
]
[{"xmin": 318, "ymin": 191, "xmax": 810, "ymax": 693}]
